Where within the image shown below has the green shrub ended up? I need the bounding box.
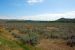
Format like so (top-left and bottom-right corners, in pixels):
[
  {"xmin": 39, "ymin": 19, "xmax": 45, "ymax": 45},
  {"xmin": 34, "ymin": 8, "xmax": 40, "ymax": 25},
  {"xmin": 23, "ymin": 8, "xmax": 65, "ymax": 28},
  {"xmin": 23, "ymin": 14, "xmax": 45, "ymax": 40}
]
[{"xmin": 20, "ymin": 33, "xmax": 39, "ymax": 46}]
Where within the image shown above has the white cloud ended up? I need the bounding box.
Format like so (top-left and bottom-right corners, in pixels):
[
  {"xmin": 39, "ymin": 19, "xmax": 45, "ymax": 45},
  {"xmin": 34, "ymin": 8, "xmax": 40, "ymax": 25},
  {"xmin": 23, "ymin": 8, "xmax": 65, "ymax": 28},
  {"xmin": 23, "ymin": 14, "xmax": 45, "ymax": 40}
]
[
  {"xmin": 27, "ymin": 0, "xmax": 43, "ymax": 5},
  {"xmin": 0, "ymin": 16, "xmax": 19, "ymax": 19},
  {"xmin": 0, "ymin": 16, "xmax": 10, "ymax": 19},
  {"xmin": 21, "ymin": 14, "xmax": 64, "ymax": 21},
  {"xmin": 21, "ymin": 11, "xmax": 75, "ymax": 21},
  {"xmin": 64, "ymin": 11, "xmax": 75, "ymax": 18},
  {"xmin": 0, "ymin": 11, "xmax": 75, "ymax": 21}
]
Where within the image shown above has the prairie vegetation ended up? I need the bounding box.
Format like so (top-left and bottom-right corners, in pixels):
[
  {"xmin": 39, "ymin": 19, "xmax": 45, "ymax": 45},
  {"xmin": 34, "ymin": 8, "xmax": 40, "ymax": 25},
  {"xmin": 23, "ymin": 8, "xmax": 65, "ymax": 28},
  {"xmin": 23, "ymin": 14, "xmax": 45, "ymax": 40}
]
[{"xmin": 0, "ymin": 18, "xmax": 75, "ymax": 50}]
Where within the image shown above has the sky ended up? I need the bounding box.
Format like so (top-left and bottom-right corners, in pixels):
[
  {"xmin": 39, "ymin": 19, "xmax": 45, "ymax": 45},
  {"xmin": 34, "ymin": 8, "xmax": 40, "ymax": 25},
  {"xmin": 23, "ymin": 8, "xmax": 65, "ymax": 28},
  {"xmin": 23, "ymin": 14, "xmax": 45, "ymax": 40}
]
[{"xmin": 0, "ymin": 0, "xmax": 75, "ymax": 21}]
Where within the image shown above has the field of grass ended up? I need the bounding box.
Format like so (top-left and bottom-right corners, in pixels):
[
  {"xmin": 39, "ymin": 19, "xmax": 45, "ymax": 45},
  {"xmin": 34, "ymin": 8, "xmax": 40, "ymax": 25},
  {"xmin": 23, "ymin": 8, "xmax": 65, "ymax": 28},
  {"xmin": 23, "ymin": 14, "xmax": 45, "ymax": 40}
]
[
  {"xmin": 0, "ymin": 28, "xmax": 41, "ymax": 50},
  {"xmin": 0, "ymin": 20, "xmax": 75, "ymax": 50}
]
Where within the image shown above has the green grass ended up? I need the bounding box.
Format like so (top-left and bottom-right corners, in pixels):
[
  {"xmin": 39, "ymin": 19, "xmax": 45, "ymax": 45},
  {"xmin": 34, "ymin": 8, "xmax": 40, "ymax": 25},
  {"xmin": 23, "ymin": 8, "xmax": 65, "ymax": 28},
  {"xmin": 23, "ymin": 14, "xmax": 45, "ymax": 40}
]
[
  {"xmin": 0, "ymin": 37, "xmax": 21, "ymax": 49},
  {"xmin": 0, "ymin": 36, "xmax": 41, "ymax": 50}
]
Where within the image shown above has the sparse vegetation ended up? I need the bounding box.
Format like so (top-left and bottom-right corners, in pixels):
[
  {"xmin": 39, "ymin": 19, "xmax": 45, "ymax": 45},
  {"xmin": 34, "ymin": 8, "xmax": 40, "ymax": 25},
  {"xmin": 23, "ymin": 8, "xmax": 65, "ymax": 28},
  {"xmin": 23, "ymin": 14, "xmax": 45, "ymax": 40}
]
[{"xmin": 0, "ymin": 18, "xmax": 75, "ymax": 50}]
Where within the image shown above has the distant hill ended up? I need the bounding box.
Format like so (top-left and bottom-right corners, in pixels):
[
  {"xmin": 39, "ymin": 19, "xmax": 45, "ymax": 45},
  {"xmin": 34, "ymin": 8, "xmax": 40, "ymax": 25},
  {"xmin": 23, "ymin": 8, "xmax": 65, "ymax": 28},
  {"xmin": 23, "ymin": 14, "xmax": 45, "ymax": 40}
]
[
  {"xmin": 56, "ymin": 18, "xmax": 75, "ymax": 23},
  {"xmin": 0, "ymin": 18, "xmax": 75, "ymax": 23}
]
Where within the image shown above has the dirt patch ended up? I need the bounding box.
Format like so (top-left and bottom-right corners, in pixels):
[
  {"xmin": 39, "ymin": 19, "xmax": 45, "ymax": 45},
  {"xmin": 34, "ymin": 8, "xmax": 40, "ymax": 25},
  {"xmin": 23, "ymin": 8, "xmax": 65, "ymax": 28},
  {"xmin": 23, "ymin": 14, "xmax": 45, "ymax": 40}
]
[{"xmin": 36, "ymin": 39, "xmax": 75, "ymax": 50}]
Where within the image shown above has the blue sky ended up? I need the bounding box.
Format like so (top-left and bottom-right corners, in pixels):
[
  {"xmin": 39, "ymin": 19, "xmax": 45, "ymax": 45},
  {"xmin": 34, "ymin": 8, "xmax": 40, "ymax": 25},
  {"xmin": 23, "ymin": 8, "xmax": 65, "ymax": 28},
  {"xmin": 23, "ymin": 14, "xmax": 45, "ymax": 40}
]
[{"xmin": 0, "ymin": 0, "xmax": 75, "ymax": 20}]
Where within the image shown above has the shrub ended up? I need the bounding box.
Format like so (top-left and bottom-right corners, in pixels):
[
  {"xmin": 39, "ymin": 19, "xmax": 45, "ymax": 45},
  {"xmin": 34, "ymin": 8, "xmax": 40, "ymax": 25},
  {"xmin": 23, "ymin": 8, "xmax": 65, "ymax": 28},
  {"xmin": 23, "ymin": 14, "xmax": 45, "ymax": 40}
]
[{"xmin": 20, "ymin": 33, "xmax": 39, "ymax": 46}]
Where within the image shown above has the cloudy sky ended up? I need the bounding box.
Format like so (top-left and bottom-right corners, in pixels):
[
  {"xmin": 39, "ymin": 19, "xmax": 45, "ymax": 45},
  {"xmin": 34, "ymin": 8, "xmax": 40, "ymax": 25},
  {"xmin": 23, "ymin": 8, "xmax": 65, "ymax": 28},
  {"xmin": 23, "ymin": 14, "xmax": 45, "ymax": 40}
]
[{"xmin": 0, "ymin": 0, "xmax": 75, "ymax": 21}]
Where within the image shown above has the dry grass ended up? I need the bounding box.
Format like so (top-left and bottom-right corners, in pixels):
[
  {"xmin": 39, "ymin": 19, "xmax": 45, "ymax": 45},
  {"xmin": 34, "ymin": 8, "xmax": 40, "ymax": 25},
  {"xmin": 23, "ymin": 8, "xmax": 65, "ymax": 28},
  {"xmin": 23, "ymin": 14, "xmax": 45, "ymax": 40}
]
[{"xmin": 36, "ymin": 39, "xmax": 75, "ymax": 50}]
